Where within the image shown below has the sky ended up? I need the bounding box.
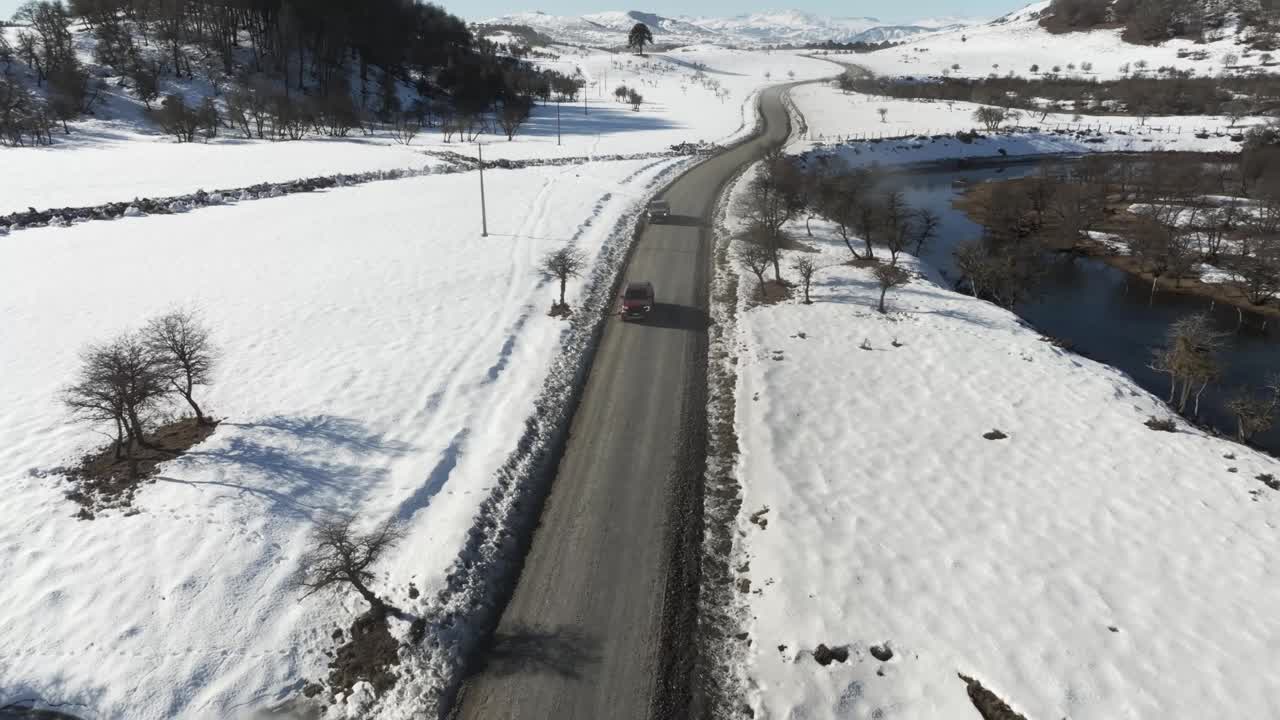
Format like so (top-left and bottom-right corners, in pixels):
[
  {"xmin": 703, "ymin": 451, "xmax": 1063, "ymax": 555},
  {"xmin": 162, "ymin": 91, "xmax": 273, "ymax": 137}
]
[{"xmin": 0, "ymin": 0, "xmax": 1014, "ymax": 26}]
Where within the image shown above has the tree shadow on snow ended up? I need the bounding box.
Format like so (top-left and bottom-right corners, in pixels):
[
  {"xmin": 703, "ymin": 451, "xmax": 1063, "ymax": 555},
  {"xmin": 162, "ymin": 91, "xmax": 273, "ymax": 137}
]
[
  {"xmin": 157, "ymin": 415, "xmax": 412, "ymax": 519},
  {"xmin": 224, "ymin": 416, "xmax": 412, "ymax": 456},
  {"xmin": 519, "ymin": 104, "xmax": 684, "ymax": 141},
  {"xmin": 0, "ymin": 673, "xmax": 105, "ymax": 720},
  {"xmin": 810, "ymin": 275, "xmax": 1007, "ymax": 331}
]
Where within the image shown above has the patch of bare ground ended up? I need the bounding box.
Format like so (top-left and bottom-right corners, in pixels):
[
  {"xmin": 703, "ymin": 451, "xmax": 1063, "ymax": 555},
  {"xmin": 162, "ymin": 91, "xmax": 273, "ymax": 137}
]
[
  {"xmin": 751, "ymin": 279, "xmax": 794, "ymax": 305},
  {"xmin": 64, "ymin": 417, "xmax": 217, "ymax": 518},
  {"xmin": 323, "ymin": 607, "xmax": 402, "ymax": 699},
  {"xmin": 958, "ymin": 674, "xmax": 1030, "ymax": 720}
]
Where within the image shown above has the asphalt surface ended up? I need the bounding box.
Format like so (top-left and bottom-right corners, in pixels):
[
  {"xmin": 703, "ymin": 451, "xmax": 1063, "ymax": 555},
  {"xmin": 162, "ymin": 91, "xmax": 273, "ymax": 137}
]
[{"xmin": 451, "ymin": 85, "xmax": 795, "ymax": 720}]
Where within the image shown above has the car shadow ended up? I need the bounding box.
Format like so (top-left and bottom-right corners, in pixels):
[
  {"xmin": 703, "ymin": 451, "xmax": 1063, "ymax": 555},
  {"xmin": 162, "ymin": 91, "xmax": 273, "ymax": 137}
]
[
  {"xmin": 476, "ymin": 624, "xmax": 602, "ymax": 680},
  {"xmin": 628, "ymin": 302, "xmax": 710, "ymax": 332},
  {"xmin": 650, "ymin": 214, "xmax": 704, "ymax": 228}
]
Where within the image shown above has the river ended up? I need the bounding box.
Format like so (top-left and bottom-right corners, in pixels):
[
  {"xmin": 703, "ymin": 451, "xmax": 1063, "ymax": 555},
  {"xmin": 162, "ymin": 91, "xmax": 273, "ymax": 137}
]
[{"xmin": 881, "ymin": 159, "xmax": 1280, "ymax": 452}]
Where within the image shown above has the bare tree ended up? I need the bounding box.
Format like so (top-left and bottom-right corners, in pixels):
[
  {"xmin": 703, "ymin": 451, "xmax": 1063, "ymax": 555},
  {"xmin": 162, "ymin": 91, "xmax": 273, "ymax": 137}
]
[
  {"xmin": 737, "ymin": 230, "xmax": 774, "ymax": 300},
  {"xmin": 816, "ymin": 167, "xmax": 871, "ymax": 257},
  {"xmin": 877, "ymin": 107, "xmax": 888, "ymax": 123},
  {"xmin": 913, "ymin": 208, "xmax": 940, "ymax": 256},
  {"xmin": 1150, "ymin": 313, "xmax": 1227, "ymax": 415},
  {"xmin": 790, "ymin": 256, "xmax": 819, "ymax": 304},
  {"xmin": 973, "ymin": 106, "xmax": 1006, "ymax": 132},
  {"xmin": 1224, "ymin": 99, "xmax": 1250, "ymax": 128},
  {"xmin": 155, "ymin": 94, "xmax": 203, "ymax": 143},
  {"xmin": 1198, "ymin": 202, "xmax": 1239, "ymax": 262},
  {"xmin": 1129, "ymin": 216, "xmax": 1196, "ymax": 304},
  {"xmin": 1227, "ymin": 378, "xmax": 1280, "ymax": 443},
  {"xmin": 62, "ymin": 333, "xmax": 169, "ymax": 472},
  {"xmin": 293, "ymin": 515, "xmax": 405, "ymax": 614},
  {"xmin": 540, "ymin": 246, "xmax": 589, "ymax": 309},
  {"xmin": 740, "ymin": 151, "xmax": 805, "ymax": 282},
  {"xmin": 953, "ymin": 237, "xmax": 1043, "ymax": 308},
  {"xmin": 874, "ymin": 262, "xmax": 911, "ymax": 313},
  {"xmin": 854, "ymin": 200, "xmax": 878, "ymax": 260},
  {"xmin": 881, "ymin": 191, "xmax": 912, "ymax": 264},
  {"xmin": 392, "ymin": 112, "xmax": 421, "ymax": 145},
  {"xmin": 627, "ymin": 88, "xmax": 643, "ymax": 111},
  {"xmin": 498, "ymin": 97, "xmax": 531, "ymax": 140},
  {"xmin": 144, "ymin": 309, "xmax": 218, "ymax": 425}
]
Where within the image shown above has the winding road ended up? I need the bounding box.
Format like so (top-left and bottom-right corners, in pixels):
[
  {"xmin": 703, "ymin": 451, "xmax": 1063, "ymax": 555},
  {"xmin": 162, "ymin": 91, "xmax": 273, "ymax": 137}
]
[{"xmin": 451, "ymin": 84, "xmax": 797, "ymax": 720}]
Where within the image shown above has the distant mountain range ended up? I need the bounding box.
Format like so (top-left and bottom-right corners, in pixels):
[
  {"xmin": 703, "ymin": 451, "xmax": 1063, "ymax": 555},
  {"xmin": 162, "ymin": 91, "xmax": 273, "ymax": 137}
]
[{"xmin": 477, "ymin": 9, "xmax": 985, "ymax": 47}]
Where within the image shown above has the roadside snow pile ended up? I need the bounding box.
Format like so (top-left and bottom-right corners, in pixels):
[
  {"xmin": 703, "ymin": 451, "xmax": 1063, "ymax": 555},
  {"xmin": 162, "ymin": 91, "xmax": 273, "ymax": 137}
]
[
  {"xmin": 723, "ymin": 182, "xmax": 1280, "ymax": 719},
  {"xmin": 0, "ymin": 156, "xmax": 683, "ymax": 719}
]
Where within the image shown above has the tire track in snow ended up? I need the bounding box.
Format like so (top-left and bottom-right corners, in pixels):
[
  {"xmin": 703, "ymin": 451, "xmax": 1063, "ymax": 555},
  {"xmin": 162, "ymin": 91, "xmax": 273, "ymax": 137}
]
[{"xmin": 391, "ymin": 173, "xmax": 560, "ymax": 523}]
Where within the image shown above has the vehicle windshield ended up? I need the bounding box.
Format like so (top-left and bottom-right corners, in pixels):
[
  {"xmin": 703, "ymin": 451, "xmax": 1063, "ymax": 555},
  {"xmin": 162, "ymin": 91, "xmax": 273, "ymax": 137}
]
[{"xmin": 624, "ymin": 288, "xmax": 650, "ymax": 300}]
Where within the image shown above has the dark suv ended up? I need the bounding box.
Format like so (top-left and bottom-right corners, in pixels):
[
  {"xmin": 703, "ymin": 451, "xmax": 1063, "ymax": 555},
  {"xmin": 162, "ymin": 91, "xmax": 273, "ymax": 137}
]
[
  {"xmin": 647, "ymin": 200, "xmax": 671, "ymax": 223},
  {"xmin": 620, "ymin": 281, "xmax": 655, "ymax": 321}
]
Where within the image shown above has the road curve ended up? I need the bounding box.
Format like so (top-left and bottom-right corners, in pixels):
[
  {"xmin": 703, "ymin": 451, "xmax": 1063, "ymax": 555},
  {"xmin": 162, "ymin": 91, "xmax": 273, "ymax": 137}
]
[{"xmin": 451, "ymin": 85, "xmax": 795, "ymax": 720}]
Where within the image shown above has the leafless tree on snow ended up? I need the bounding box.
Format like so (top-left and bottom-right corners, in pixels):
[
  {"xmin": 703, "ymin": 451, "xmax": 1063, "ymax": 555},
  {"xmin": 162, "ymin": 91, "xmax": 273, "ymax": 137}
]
[
  {"xmin": 144, "ymin": 309, "xmax": 218, "ymax": 426},
  {"xmin": 293, "ymin": 515, "xmax": 406, "ymax": 615},
  {"xmin": 540, "ymin": 246, "xmax": 589, "ymax": 309}
]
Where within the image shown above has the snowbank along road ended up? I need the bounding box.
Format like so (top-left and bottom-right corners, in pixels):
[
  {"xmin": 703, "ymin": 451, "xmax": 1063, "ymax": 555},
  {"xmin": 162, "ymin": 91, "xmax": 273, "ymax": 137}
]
[{"xmin": 451, "ymin": 84, "xmax": 796, "ymax": 720}]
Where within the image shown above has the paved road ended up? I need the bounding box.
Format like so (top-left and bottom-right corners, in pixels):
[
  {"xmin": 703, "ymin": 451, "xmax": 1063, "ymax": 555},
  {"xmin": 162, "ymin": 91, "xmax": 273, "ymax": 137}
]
[{"xmin": 451, "ymin": 85, "xmax": 795, "ymax": 720}]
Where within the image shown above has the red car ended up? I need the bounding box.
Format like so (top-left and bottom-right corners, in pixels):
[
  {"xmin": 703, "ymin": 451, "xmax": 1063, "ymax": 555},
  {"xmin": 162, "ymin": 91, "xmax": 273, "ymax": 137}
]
[{"xmin": 620, "ymin": 281, "xmax": 655, "ymax": 321}]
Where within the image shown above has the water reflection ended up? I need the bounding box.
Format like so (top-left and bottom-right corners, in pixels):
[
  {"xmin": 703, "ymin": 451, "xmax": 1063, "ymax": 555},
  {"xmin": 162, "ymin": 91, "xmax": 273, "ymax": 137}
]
[{"xmin": 878, "ymin": 160, "xmax": 1280, "ymax": 452}]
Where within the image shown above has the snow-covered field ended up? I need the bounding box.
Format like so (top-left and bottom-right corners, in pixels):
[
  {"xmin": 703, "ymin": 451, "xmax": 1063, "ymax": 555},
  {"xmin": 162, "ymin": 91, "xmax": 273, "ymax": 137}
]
[
  {"xmin": 785, "ymin": 82, "xmax": 1259, "ymax": 167},
  {"xmin": 0, "ymin": 155, "xmax": 684, "ymax": 718},
  {"xmin": 792, "ymin": 83, "xmax": 1263, "ymax": 143},
  {"xmin": 0, "ymin": 37, "xmax": 836, "ymax": 215},
  {"xmin": 852, "ymin": 0, "xmax": 1265, "ymax": 81},
  {"xmin": 720, "ymin": 169, "xmax": 1280, "ymax": 720}
]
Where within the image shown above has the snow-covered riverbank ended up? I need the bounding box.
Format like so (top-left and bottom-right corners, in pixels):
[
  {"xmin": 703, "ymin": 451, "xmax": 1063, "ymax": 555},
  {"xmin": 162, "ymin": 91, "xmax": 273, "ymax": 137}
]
[{"xmin": 718, "ymin": 165, "xmax": 1280, "ymax": 719}]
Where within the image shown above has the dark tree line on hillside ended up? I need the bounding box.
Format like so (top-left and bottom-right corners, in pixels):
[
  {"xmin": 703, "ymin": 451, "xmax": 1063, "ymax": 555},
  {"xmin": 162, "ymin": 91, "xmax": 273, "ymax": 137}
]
[
  {"xmin": 1, "ymin": 0, "xmax": 582, "ymax": 145},
  {"xmin": 1043, "ymin": 0, "xmax": 1280, "ymax": 46},
  {"xmin": 782, "ymin": 39, "xmax": 900, "ymax": 53},
  {"xmin": 842, "ymin": 72, "xmax": 1280, "ymax": 120},
  {"xmin": 65, "ymin": 0, "xmax": 474, "ymax": 94}
]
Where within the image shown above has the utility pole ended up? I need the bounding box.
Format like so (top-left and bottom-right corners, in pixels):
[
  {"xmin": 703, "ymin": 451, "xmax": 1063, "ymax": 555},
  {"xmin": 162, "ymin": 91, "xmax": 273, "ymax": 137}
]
[
  {"xmin": 477, "ymin": 140, "xmax": 488, "ymax": 237},
  {"xmin": 557, "ymin": 99, "xmax": 561, "ymax": 146}
]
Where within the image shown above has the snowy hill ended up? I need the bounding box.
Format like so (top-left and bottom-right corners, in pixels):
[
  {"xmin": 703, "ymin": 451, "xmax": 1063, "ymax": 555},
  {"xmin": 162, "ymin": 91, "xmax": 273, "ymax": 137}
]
[
  {"xmin": 856, "ymin": 0, "xmax": 1271, "ymax": 80},
  {"xmin": 477, "ymin": 8, "xmax": 986, "ymax": 48}
]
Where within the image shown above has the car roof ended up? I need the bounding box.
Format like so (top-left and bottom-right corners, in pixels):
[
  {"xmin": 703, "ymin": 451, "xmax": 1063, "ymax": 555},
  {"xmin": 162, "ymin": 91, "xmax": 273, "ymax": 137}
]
[
  {"xmin": 649, "ymin": 200, "xmax": 669, "ymax": 206},
  {"xmin": 625, "ymin": 280, "xmax": 653, "ymax": 290}
]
